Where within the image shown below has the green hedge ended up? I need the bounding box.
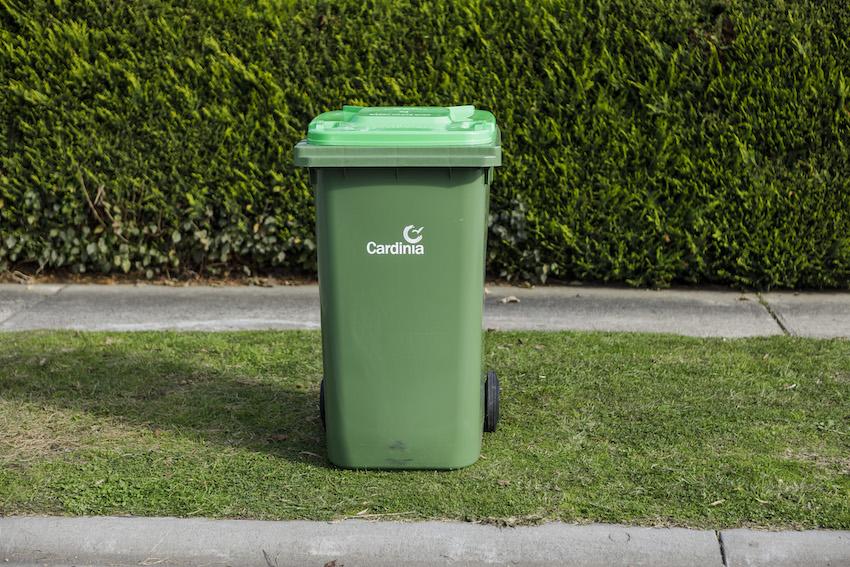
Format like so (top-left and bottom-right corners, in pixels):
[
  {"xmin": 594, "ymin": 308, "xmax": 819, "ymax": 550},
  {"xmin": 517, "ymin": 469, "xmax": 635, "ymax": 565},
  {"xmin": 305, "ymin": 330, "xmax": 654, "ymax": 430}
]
[{"xmin": 2, "ymin": 0, "xmax": 850, "ymax": 287}]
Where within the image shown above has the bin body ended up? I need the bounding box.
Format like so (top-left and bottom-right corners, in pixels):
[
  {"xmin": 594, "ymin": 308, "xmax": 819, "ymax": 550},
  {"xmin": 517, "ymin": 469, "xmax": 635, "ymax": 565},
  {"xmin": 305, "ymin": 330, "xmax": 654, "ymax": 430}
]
[{"xmin": 294, "ymin": 106, "xmax": 500, "ymax": 469}]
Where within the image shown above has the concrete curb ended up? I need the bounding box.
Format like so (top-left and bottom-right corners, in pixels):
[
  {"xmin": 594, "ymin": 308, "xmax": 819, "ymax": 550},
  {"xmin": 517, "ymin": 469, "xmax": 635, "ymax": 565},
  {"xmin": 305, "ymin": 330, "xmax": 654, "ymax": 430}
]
[
  {"xmin": 0, "ymin": 283, "xmax": 833, "ymax": 337},
  {"xmin": 2, "ymin": 283, "xmax": 848, "ymax": 338},
  {"xmin": 3, "ymin": 517, "xmax": 849, "ymax": 567},
  {"xmin": 722, "ymin": 528, "xmax": 850, "ymax": 567},
  {"xmin": 483, "ymin": 286, "xmax": 780, "ymax": 337},
  {"xmin": 0, "ymin": 517, "xmax": 724, "ymax": 567},
  {"xmin": 759, "ymin": 291, "xmax": 850, "ymax": 338}
]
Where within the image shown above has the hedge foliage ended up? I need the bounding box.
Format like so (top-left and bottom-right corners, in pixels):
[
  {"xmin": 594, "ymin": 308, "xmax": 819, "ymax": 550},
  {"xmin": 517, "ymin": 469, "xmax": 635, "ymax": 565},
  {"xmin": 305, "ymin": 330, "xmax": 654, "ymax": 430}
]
[{"xmin": 2, "ymin": 0, "xmax": 850, "ymax": 287}]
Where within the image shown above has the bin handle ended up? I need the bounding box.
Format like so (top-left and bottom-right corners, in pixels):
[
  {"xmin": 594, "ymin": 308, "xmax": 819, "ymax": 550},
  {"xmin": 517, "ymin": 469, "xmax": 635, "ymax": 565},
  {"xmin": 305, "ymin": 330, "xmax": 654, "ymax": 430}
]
[{"xmin": 448, "ymin": 105, "xmax": 475, "ymax": 122}]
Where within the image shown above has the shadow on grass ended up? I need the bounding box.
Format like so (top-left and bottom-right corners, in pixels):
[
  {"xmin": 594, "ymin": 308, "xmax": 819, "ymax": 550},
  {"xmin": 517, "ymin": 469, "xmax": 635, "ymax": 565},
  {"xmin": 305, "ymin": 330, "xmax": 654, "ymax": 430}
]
[{"xmin": 2, "ymin": 339, "xmax": 327, "ymax": 466}]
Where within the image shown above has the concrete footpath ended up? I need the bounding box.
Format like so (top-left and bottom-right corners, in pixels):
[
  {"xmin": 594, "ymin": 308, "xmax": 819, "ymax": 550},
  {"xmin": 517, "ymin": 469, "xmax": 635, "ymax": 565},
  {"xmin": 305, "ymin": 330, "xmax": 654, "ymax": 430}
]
[
  {"xmin": 1, "ymin": 283, "xmax": 849, "ymax": 337},
  {"xmin": 2, "ymin": 516, "xmax": 849, "ymax": 567}
]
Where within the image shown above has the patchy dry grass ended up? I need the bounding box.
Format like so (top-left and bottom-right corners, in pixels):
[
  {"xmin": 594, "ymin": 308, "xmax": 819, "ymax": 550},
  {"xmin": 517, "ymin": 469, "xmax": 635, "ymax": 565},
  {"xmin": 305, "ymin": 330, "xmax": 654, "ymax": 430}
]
[
  {"xmin": 0, "ymin": 401, "xmax": 134, "ymax": 465},
  {"xmin": 783, "ymin": 448, "xmax": 850, "ymax": 476}
]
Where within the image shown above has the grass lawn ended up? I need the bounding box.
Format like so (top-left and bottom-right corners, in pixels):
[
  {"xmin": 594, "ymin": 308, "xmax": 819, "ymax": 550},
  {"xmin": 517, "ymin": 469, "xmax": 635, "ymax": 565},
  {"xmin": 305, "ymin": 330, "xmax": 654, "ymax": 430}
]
[{"xmin": 0, "ymin": 331, "xmax": 848, "ymax": 528}]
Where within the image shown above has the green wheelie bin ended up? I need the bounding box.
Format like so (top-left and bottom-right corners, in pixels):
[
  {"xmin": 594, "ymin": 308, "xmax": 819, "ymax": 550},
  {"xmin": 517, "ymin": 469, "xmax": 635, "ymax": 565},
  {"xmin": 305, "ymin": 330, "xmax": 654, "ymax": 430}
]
[{"xmin": 294, "ymin": 105, "xmax": 501, "ymax": 469}]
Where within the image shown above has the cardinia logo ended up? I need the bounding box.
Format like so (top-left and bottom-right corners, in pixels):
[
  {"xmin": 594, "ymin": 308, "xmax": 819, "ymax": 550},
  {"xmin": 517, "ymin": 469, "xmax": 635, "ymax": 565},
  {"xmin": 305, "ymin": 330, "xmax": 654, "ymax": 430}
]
[{"xmin": 367, "ymin": 225, "xmax": 425, "ymax": 255}]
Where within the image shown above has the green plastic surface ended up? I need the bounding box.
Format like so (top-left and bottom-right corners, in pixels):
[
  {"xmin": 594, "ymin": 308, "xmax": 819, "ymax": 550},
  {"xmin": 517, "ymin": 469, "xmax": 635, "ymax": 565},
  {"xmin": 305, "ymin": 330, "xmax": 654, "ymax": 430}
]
[
  {"xmin": 307, "ymin": 105, "xmax": 499, "ymax": 147},
  {"xmin": 294, "ymin": 105, "xmax": 501, "ymax": 166},
  {"xmin": 313, "ymin": 167, "xmax": 492, "ymax": 469},
  {"xmin": 295, "ymin": 105, "xmax": 501, "ymax": 469},
  {"xmin": 305, "ymin": 105, "xmax": 498, "ymax": 147},
  {"xmin": 293, "ymin": 141, "xmax": 501, "ymax": 168}
]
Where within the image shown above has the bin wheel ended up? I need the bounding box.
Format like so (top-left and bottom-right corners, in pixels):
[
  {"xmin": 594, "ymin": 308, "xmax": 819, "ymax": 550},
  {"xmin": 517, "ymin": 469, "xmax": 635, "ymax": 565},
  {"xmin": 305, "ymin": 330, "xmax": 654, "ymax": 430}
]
[
  {"xmin": 484, "ymin": 370, "xmax": 500, "ymax": 432},
  {"xmin": 319, "ymin": 378, "xmax": 326, "ymax": 431}
]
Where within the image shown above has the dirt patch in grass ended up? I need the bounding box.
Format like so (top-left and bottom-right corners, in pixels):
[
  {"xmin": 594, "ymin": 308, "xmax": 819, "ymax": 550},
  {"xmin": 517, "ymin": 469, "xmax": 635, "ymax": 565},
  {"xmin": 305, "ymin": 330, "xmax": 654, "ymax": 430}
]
[
  {"xmin": 833, "ymin": 371, "xmax": 850, "ymax": 384},
  {"xmin": 0, "ymin": 401, "xmax": 133, "ymax": 465},
  {"xmin": 784, "ymin": 448, "xmax": 850, "ymax": 475}
]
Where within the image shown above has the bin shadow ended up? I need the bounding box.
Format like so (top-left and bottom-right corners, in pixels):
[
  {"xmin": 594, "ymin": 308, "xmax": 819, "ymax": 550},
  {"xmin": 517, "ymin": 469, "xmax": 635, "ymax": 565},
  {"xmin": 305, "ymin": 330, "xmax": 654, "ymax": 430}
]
[{"xmin": 2, "ymin": 344, "xmax": 328, "ymax": 466}]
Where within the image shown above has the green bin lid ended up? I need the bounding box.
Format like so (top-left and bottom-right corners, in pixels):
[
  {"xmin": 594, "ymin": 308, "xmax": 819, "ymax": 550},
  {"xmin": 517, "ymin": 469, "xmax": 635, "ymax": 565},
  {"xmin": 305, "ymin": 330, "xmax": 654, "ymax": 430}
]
[
  {"xmin": 294, "ymin": 105, "xmax": 501, "ymax": 167},
  {"xmin": 307, "ymin": 105, "xmax": 498, "ymax": 147}
]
